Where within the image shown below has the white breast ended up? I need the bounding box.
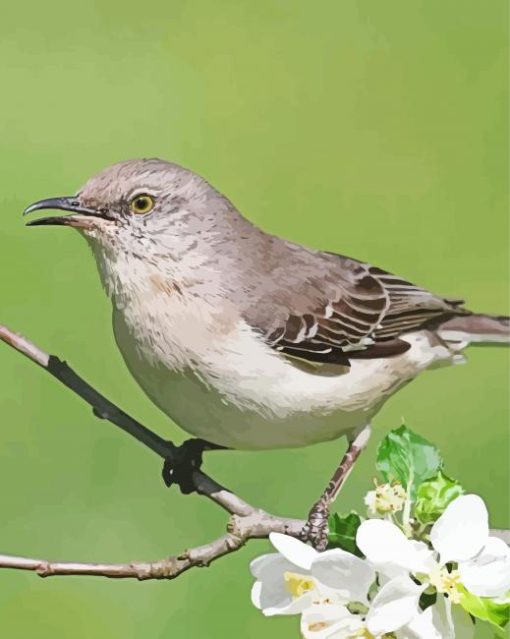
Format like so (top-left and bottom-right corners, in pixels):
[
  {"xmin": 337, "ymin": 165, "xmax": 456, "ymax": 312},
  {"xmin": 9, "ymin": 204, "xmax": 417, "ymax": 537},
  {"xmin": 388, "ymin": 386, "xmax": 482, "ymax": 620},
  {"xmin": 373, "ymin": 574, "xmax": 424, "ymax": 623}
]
[{"xmin": 111, "ymin": 280, "xmax": 460, "ymax": 449}]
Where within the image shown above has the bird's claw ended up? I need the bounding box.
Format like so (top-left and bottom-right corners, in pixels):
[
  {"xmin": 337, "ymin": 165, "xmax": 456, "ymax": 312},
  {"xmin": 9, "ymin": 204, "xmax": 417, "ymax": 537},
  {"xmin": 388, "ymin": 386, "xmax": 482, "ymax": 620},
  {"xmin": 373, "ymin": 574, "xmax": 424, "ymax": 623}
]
[
  {"xmin": 301, "ymin": 498, "xmax": 330, "ymax": 551},
  {"xmin": 161, "ymin": 439, "xmax": 206, "ymax": 494}
]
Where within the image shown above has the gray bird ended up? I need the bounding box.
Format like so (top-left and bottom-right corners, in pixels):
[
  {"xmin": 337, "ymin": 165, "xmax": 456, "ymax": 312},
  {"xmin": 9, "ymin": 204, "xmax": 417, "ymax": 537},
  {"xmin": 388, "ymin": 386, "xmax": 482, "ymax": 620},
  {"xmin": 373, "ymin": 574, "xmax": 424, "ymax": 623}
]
[{"xmin": 24, "ymin": 158, "xmax": 509, "ymax": 547}]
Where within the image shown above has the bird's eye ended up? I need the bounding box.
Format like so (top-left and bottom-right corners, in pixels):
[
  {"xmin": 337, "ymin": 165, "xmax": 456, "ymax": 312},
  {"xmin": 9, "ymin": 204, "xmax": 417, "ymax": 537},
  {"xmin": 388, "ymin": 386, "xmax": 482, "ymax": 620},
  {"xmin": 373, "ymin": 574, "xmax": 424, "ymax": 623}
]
[{"xmin": 130, "ymin": 194, "xmax": 155, "ymax": 215}]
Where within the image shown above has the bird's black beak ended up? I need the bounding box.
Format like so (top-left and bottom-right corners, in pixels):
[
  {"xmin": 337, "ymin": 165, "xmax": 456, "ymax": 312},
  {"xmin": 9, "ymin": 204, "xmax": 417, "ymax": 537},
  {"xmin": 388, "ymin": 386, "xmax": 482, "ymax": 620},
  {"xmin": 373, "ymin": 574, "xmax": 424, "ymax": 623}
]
[{"xmin": 24, "ymin": 196, "xmax": 111, "ymax": 228}]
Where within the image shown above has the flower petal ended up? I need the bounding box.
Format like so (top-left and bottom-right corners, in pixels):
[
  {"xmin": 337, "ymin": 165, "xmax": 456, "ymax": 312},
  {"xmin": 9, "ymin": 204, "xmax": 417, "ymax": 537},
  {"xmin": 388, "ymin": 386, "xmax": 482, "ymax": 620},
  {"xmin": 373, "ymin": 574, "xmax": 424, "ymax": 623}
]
[
  {"xmin": 250, "ymin": 554, "xmax": 310, "ymax": 615},
  {"xmin": 269, "ymin": 532, "xmax": 317, "ymax": 570},
  {"xmin": 459, "ymin": 536, "xmax": 510, "ymax": 597},
  {"xmin": 430, "ymin": 494, "xmax": 488, "ymax": 563},
  {"xmin": 263, "ymin": 590, "xmax": 314, "ymax": 616},
  {"xmin": 409, "ymin": 541, "xmax": 437, "ymax": 573},
  {"xmin": 357, "ymin": 519, "xmax": 434, "ymax": 576},
  {"xmin": 300, "ymin": 604, "xmax": 363, "ymax": 639},
  {"xmin": 251, "ymin": 578, "xmax": 314, "ymax": 616},
  {"xmin": 398, "ymin": 598, "xmax": 475, "ymax": 639},
  {"xmin": 366, "ymin": 575, "xmax": 425, "ymax": 635},
  {"xmin": 450, "ymin": 603, "xmax": 476, "ymax": 639},
  {"xmin": 400, "ymin": 608, "xmax": 442, "ymax": 639},
  {"xmin": 400, "ymin": 596, "xmax": 452, "ymax": 639},
  {"xmin": 250, "ymin": 553, "xmax": 282, "ymax": 578},
  {"xmin": 311, "ymin": 548, "xmax": 375, "ymax": 603}
]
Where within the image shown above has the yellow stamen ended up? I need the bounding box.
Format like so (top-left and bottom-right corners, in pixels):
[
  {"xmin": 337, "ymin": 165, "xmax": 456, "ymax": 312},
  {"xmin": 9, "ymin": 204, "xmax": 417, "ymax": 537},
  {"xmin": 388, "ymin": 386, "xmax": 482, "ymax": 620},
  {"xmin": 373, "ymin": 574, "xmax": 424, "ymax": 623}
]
[
  {"xmin": 429, "ymin": 567, "xmax": 462, "ymax": 604},
  {"xmin": 283, "ymin": 571, "xmax": 315, "ymax": 598}
]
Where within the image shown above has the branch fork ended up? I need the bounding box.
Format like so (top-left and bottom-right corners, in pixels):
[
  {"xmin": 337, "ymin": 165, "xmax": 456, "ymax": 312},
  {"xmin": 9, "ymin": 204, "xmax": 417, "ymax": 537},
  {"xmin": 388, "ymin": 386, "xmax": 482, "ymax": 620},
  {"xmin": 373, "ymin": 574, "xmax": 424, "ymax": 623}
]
[{"xmin": 0, "ymin": 325, "xmax": 305, "ymax": 580}]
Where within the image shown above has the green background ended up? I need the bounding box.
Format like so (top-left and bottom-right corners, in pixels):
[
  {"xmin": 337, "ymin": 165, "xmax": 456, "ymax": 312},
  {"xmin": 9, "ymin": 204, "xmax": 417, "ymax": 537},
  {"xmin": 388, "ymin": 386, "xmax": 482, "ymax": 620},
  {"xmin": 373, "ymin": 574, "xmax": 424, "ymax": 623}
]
[{"xmin": 0, "ymin": 1, "xmax": 507, "ymax": 637}]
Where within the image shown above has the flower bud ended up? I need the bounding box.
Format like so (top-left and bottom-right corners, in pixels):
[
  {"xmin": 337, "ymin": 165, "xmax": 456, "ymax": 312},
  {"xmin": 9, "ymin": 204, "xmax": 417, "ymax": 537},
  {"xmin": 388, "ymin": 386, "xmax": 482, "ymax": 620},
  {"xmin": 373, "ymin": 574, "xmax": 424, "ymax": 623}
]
[{"xmin": 364, "ymin": 482, "xmax": 407, "ymax": 516}]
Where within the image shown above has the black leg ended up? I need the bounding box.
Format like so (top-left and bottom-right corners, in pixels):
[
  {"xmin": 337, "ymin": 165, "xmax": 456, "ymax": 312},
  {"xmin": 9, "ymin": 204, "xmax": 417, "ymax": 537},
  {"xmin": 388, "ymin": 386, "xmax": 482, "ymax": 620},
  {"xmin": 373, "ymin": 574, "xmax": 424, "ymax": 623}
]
[{"xmin": 162, "ymin": 438, "xmax": 227, "ymax": 494}]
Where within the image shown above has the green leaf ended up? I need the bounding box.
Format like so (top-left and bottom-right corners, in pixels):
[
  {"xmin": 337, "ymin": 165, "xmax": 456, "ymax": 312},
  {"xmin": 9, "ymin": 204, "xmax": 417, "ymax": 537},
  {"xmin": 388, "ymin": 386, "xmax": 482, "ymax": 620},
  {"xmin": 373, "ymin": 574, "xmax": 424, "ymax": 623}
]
[
  {"xmin": 459, "ymin": 588, "xmax": 509, "ymax": 633},
  {"xmin": 414, "ymin": 470, "xmax": 464, "ymax": 524},
  {"xmin": 327, "ymin": 512, "xmax": 362, "ymax": 556},
  {"xmin": 376, "ymin": 425, "xmax": 442, "ymax": 498}
]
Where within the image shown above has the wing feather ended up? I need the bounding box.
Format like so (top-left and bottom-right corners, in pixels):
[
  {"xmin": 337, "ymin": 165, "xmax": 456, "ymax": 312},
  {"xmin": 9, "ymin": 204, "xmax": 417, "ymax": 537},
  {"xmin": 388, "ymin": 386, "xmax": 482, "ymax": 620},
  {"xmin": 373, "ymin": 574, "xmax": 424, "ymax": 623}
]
[{"xmin": 245, "ymin": 250, "xmax": 468, "ymax": 368}]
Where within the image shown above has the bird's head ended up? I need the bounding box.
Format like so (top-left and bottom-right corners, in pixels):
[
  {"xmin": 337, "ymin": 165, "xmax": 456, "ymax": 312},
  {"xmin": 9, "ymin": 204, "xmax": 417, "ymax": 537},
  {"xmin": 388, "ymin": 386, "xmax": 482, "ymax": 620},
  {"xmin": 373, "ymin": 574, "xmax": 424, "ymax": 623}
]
[{"xmin": 24, "ymin": 158, "xmax": 233, "ymax": 265}]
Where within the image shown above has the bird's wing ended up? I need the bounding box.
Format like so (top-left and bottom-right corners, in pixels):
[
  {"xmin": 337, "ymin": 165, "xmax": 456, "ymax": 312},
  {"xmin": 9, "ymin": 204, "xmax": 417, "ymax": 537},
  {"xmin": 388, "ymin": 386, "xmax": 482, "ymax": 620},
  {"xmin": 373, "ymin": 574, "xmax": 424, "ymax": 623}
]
[{"xmin": 245, "ymin": 252, "xmax": 467, "ymax": 367}]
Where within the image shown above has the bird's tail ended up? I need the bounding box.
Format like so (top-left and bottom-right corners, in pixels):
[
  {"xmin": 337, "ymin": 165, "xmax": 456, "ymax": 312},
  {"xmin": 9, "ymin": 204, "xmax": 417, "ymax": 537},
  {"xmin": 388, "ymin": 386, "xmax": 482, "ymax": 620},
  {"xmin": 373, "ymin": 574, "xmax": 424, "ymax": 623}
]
[{"xmin": 437, "ymin": 314, "xmax": 510, "ymax": 345}]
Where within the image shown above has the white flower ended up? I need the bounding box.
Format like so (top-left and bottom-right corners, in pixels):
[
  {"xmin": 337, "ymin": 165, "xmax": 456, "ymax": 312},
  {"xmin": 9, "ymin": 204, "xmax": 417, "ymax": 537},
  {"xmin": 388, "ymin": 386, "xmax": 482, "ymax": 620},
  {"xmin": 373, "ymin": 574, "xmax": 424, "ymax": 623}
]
[
  {"xmin": 300, "ymin": 602, "xmax": 389, "ymax": 638},
  {"xmin": 299, "ymin": 577, "xmax": 474, "ymax": 638},
  {"xmin": 430, "ymin": 494, "xmax": 510, "ymax": 598},
  {"xmin": 250, "ymin": 534, "xmax": 318, "ymax": 616},
  {"xmin": 300, "ymin": 603, "xmax": 368, "ymax": 639},
  {"xmin": 362, "ymin": 576, "xmax": 472, "ymax": 638},
  {"xmin": 356, "ymin": 494, "xmax": 510, "ymax": 636},
  {"xmin": 395, "ymin": 595, "xmax": 474, "ymax": 639},
  {"xmin": 250, "ymin": 533, "xmax": 375, "ymax": 617},
  {"xmin": 365, "ymin": 482, "xmax": 407, "ymax": 516},
  {"xmin": 365, "ymin": 575, "xmax": 427, "ymax": 636},
  {"xmin": 356, "ymin": 519, "xmax": 435, "ymax": 581}
]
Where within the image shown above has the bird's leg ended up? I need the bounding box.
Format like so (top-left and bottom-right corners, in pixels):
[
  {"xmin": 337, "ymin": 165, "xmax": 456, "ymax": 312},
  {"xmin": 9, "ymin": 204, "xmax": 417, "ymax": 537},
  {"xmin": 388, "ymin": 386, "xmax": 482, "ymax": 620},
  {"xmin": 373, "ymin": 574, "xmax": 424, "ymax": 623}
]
[
  {"xmin": 301, "ymin": 424, "xmax": 371, "ymax": 550},
  {"xmin": 162, "ymin": 439, "xmax": 227, "ymax": 494}
]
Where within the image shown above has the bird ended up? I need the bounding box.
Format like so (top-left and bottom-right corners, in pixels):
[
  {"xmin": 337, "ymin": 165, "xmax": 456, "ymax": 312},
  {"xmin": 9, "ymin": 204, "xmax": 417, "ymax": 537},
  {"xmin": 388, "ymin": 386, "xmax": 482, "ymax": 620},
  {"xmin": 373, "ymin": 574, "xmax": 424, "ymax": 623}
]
[{"xmin": 24, "ymin": 158, "xmax": 509, "ymax": 548}]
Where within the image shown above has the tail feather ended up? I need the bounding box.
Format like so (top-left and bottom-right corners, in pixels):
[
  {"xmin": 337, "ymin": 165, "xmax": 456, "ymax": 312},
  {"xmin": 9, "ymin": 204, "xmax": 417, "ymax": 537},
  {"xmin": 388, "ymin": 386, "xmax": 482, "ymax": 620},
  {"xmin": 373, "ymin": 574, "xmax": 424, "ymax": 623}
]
[{"xmin": 438, "ymin": 314, "xmax": 510, "ymax": 345}]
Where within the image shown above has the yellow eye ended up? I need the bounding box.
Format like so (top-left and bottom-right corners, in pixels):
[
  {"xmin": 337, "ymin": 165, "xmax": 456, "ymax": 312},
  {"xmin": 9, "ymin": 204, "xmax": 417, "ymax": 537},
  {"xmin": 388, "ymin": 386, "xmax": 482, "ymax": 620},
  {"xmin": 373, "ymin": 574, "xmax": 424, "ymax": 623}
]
[{"xmin": 130, "ymin": 194, "xmax": 155, "ymax": 215}]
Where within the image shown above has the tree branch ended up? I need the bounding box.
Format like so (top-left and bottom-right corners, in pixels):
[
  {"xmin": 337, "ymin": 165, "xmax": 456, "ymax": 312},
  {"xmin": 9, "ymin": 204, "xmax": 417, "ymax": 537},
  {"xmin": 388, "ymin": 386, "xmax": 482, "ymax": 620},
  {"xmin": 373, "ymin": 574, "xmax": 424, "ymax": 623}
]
[
  {"xmin": 0, "ymin": 324, "xmax": 306, "ymax": 580},
  {"xmin": 0, "ymin": 511, "xmax": 304, "ymax": 580},
  {"xmin": 0, "ymin": 324, "xmax": 507, "ymax": 583}
]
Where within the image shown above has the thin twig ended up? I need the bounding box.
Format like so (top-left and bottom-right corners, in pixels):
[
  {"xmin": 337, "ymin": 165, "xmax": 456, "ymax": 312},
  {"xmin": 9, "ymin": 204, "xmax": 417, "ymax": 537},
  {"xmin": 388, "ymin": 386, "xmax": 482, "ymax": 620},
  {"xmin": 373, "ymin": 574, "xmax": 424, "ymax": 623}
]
[{"xmin": 0, "ymin": 326, "xmax": 171, "ymax": 459}]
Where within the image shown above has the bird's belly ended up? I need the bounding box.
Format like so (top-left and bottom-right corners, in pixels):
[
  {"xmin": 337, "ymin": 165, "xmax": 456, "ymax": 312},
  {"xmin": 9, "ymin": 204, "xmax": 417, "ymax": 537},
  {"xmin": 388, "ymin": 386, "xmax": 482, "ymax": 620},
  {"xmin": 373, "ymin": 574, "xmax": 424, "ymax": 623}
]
[
  {"xmin": 116, "ymin": 356, "xmax": 372, "ymax": 449},
  {"xmin": 113, "ymin": 306, "xmax": 458, "ymax": 449}
]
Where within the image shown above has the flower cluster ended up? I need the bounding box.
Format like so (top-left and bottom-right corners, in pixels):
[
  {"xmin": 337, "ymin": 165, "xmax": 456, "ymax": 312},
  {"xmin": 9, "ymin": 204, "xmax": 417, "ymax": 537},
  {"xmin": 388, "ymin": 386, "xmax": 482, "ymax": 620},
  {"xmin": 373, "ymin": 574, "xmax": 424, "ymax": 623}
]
[{"xmin": 250, "ymin": 426, "xmax": 510, "ymax": 638}]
